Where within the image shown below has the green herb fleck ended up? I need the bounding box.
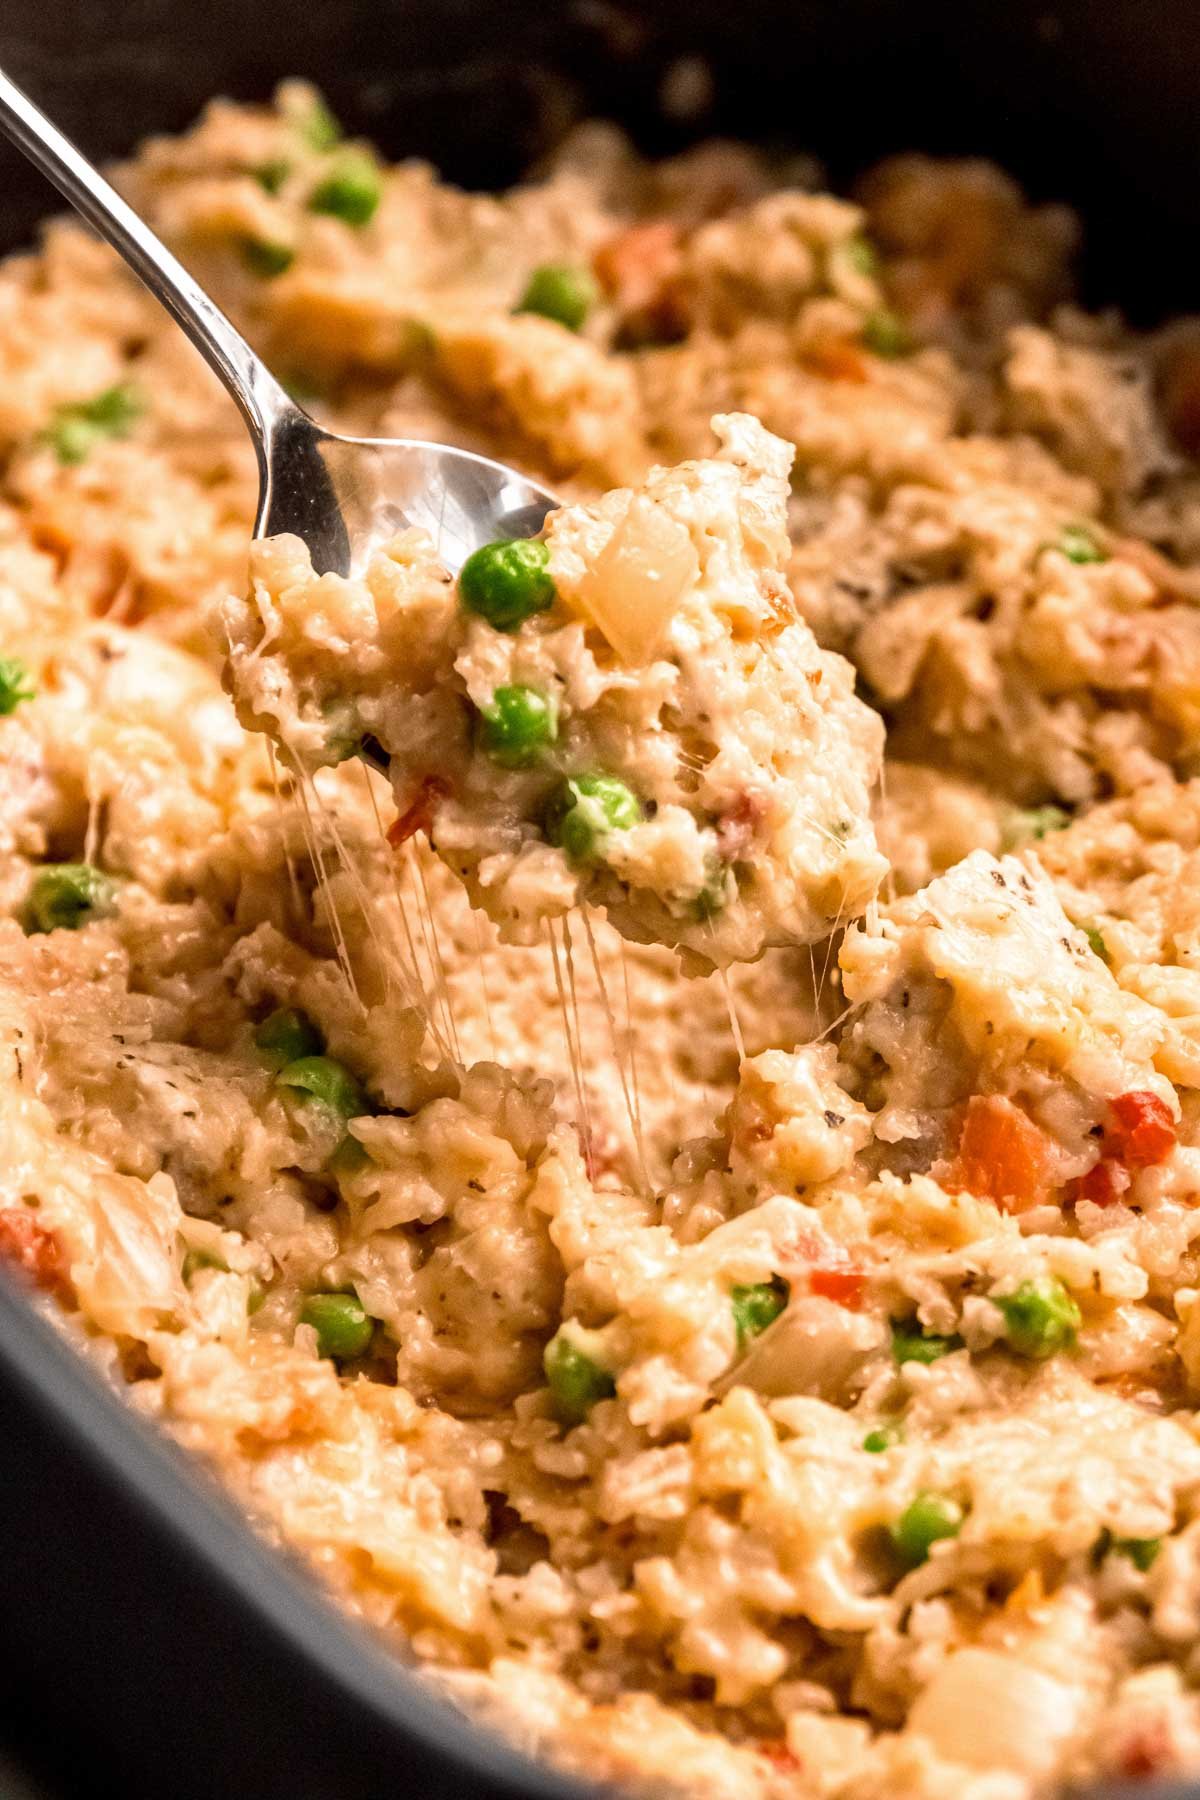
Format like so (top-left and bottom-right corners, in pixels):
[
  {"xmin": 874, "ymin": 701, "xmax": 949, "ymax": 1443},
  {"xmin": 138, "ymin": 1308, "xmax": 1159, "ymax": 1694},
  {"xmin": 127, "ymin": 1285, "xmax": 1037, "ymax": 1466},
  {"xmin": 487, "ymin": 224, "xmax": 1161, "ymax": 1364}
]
[
  {"xmin": 43, "ymin": 384, "xmax": 145, "ymax": 465},
  {"xmin": 251, "ymin": 157, "xmax": 292, "ymax": 195},
  {"xmin": 1000, "ymin": 804, "xmax": 1071, "ymax": 851},
  {"xmin": 862, "ymin": 308, "xmax": 911, "ymax": 358},
  {"xmin": 843, "ymin": 235, "xmax": 879, "ymax": 278},
  {"xmin": 1110, "ymin": 1535, "xmax": 1162, "ymax": 1572},
  {"xmin": 182, "ymin": 1248, "xmax": 228, "ymax": 1285},
  {"xmin": 1051, "ymin": 524, "xmax": 1108, "ymax": 566},
  {"xmin": 0, "ymin": 657, "xmax": 35, "ymax": 716},
  {"xmin": 1083, "ymin": 923, "xmax": 1110, "ymax": 964},
  {"xmin": 295, "ymin": 92, "xmax": 343, "ymax": 151}
]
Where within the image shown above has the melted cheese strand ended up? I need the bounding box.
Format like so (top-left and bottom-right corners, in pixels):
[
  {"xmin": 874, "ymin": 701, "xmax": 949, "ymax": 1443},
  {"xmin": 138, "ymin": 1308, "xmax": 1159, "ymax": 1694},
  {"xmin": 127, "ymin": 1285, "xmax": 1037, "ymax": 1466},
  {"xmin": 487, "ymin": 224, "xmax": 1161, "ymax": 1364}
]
[
  {"xmin": 413, "ymin": 841, "xmax": 463, "ymax": 1065},
  {"xmin": 546, "ymin": 918, "xmax": 592, "ymax": 1174},
  {"xmin": 293, "ymin": 764, "xmax": 361, "ymax": 1008},
  {"xmin": 581, "ymin": 908, "xmax": 650, "ymax": 1193},
  {"xmin": 358, "ymin": 766, "xmax": 455, "ymax": 1063},
  {"xmin": 267, "ymin": 741, "xmax": 304, "ymax": 923}
]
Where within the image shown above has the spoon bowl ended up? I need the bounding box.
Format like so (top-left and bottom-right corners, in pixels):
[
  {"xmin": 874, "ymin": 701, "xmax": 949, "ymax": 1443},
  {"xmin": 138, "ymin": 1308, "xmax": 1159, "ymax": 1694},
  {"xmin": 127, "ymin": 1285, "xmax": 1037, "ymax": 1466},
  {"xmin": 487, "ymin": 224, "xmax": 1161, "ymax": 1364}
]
[
  {"xmin": 262, "ymin": 410, "xmax": 556, "ymax": 578},
  {"xmin": 0, "ymin": 65, "xmax": 557, "ymax": 579}
]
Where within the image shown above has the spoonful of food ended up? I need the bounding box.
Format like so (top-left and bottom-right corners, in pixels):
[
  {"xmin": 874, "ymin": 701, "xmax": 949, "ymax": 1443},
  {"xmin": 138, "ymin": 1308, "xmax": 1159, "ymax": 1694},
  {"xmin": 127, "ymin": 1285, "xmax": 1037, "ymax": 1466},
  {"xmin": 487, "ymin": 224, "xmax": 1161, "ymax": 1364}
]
[{"xmin": 0, "ymin": 65, "xmax": 556, "ymax": 577}]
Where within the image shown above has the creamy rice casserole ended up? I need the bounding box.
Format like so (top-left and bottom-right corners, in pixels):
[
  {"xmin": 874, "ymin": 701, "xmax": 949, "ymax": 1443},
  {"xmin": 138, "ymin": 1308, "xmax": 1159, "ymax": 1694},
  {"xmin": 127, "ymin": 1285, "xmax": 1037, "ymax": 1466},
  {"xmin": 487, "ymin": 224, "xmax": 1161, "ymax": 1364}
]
[{"xmin": 7, "ymin": 80, "xmax": 1200, "ymax": 1796}]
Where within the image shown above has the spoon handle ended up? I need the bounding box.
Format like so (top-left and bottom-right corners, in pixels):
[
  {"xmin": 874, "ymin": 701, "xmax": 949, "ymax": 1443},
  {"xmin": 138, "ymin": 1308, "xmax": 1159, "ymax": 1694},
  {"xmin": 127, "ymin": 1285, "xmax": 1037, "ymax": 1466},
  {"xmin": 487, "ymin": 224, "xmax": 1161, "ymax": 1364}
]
[{"xmin": 0, "ymin": 64, "xmax": 293, "ymax": 448}]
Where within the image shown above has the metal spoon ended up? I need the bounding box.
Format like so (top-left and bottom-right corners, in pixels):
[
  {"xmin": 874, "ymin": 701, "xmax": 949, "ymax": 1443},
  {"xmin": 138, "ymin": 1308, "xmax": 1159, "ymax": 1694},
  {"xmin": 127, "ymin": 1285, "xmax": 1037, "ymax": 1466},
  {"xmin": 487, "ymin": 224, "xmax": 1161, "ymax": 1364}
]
[{"xmin": 0, "ymin": 66, "xmax": 556, "ymax": 576}]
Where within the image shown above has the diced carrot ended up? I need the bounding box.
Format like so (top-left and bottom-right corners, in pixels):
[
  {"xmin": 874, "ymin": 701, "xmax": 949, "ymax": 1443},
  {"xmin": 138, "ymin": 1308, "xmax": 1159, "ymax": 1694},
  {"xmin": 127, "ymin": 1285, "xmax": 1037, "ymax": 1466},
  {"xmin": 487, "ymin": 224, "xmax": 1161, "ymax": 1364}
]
[
  {"xmin": 757, "ymin": 1740, "xmax": 803, "ymax": 1774},
  {"xmin": 810, "ymin": 1266, "xmax": 865, "ymax": 1309},
  {"xmin": 593, "ymin": 221, "xmax": 685, "ymax": 337},
  {"xmin": 715, "ymin": 792, "xmax": 766, "ymax": 860},
  {"xmin": 1117, "ymin": 1722, "xmax": 1172, "ymax": 1782},
  {"xmin": 730, "ymin": 1092, "xmax": 775, "ymax": 1149},
  {"xmin": 1004, "ymin": 1567, "xmax": 1045, "ymax": 1612},
  {"xmin": 0, "ymin": 1208, "xmax": 70, "ymax": 1297},
  {"xmin": 1074, "ymin": 1159, "xmax": 1126, "ymax": 1208},
  {"xmin": 594, "ymin": 220, "xmax": 679, "ymax": 297},
  {"xmin": 801, "ymin": 337, "xmax": 869, "ymax": 382},
  {"xmin": 947, "ymin": 1095, "xmax": 1052, "ymax": 1213},
  {"xmin": 387, "ymin": 775, "xmax": 449, "ymax": 848},
  {"xmin": 1107, "ymin": 1091, "xmax": 1177, "ymax": 1168}
]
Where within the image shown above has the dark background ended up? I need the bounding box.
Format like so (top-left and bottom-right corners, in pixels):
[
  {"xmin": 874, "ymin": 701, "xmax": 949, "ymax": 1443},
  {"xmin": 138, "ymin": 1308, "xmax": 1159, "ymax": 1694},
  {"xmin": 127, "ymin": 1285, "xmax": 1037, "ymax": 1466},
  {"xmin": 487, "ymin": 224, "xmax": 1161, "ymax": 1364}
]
[
  {"xmin": 2, "ymin": 1, "xmax": 1200, "ymax": 1795},
  {"xmin": 2, "ymin": 0, "xmax": 1200, "ymax": 317}
]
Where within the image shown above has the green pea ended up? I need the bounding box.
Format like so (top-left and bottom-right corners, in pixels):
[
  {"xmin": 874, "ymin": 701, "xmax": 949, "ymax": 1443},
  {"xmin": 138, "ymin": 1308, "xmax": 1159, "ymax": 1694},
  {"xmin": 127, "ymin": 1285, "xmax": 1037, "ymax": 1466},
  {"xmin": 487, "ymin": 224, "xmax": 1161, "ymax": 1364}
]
[
  {"xmin": 458, "ymin": 538, "xmax": 556, "ymax": 632},
  {"xmin": 544, "ymin": 1330, "xmax": 616, "ymax": 1425},
  {"xmin": 862, "ymin": 1421, "xmax": 904, "ymax": 1453},
  {"xmin": 545, "ymin": 773, "xmax": 644, "ymax": 863},
  {"xmin": 515, "ymin": 264, "xmax": 597, "ymax": 333},
  {"xmin": 862, "ymin": 308, "xmax": 911, "ymax": 358},
  {"xmin": 1053, "ymin": 525, "xmax": 1108, "ymax": 566},
  {"xmin": 308, "ymin": 152, "xmax": 381, "ymax": 227},
  {"xmin": 1083, "ymin": 923, "xmax": 1110, "ymax": 964},
  {"xmin": 995, "ymin": 1276, "xmax": 1081, "ymax": 1360},
  {"xmin": 276, "ymin": 1054, "xmax": 367, "ymax": 1119},
  {"xmin": 843, "ymin": 235, "xmax": 879, "ymax": 277},
  {"xmin": 1000, "ymin": 804, "xmax": 1071, "ymax": 851},
  {"xmin": 43, "ymin": 383, "xmax": 145, "ymax": 465},
  {"xmin": 240, "ymin": 237, "xmax": 295, "ymax": 278},
  {"xmin": 891, "ymin": 1321, "xmax": 963, "ymax": 1365},
  {"xmin": 318, "ymin": 697, "xmax": 366, "ymax": 765},
  {"xmin": 24, "ymin": 863, "xmax": 117, "ymax": 935},
  {"xmin": 295, "ymin": 92, "xmax": 342, "ymax": 151},
  {"xmin": 182, "ymin": 1248, "xmax": 227, "ymax": 1285},
  {"xmin": 300, "ymin": 1290, "xmax": 374, "ymax": 1361},
  {"xmin": 478, "ymin": 685, "xmax": 558, "ymax": 767},
  {"xmin": 692, "ymin": 860, "xmax": 734, "ymax": 922},
  {"xmin": 731, "ymin": 1277, "xmax": 789, "ymax": 1349},
  {"xmin": 251, "ymin": 157, "xmax": 292, "ymax": 195},
  {"xmin": 888, "ymin": 1492, "xmax": 964, "ymax": 1569},
  {"xmin": 331, "ymin": 1134, "xmax": 370, "ymax": 1176},
  {"xmin": 280, "ymin": 369, "xmax": 325, "ymax": 405},
  {"xmin": 0, "ymin": 657, "xmax": 34, "ymax": 716},
  {"xmin": 1110, "ymin": 1535, "xmax": 1162, "ymax": 1572},
  {"xmin": 255, "ymin": 1007, "xmax": 324, "ymax": 1066},
  {"xmin": 75, "ymin": 385, "xmax": 143, "ymax": 431}
]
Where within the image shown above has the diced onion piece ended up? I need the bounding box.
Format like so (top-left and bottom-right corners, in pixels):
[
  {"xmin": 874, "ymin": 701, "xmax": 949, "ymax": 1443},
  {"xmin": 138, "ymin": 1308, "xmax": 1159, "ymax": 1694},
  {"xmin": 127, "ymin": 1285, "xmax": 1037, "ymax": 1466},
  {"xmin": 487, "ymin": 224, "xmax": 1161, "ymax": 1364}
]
[
  {"xmin": 574, "ymin": 495, "xmax": 698, "ymax": 664},
  {"xmin": 907, "ymin": 1648, "xmax": 1082, "ymax": 1780},
  {"xmin": 75, "ymin": 1171, "xmax": 185, "ymax": 1338},
  {"xmin": 731, "ymin": 1294, "xmax": 884, "ymax": 1399}
]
